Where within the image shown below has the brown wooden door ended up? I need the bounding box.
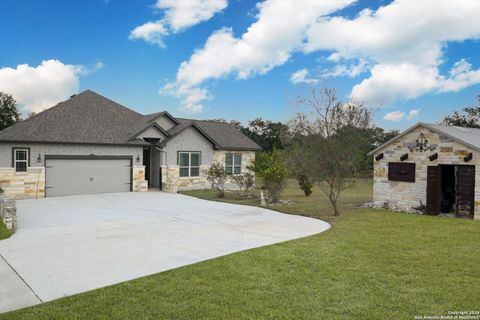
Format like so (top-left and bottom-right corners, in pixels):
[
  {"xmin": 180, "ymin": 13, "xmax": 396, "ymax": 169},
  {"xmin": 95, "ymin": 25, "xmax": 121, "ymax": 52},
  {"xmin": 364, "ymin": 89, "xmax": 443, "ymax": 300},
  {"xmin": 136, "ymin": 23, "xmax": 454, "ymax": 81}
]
[
  {"xmin": 426, "ymin": 166, "xmax": 441, "ymax": 215},
  {"xmin": 456, "ymin": 165, "xmax": 475, "ymax": 217}
]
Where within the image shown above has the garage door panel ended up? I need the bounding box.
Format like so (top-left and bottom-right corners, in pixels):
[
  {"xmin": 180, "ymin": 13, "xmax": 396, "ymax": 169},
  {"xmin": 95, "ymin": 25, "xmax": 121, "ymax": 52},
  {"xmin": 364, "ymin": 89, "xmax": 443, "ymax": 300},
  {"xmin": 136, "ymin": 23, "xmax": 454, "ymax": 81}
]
[{"xmin": 46, "ymin": 158, "xmax": 131, "ymax": 197}]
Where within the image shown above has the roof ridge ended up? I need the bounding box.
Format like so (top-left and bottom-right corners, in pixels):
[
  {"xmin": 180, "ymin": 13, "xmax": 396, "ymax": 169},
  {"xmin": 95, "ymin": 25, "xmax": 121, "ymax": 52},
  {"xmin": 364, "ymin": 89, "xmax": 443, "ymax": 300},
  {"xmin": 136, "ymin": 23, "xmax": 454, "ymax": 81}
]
[{"xmin": 77, "ymin": 90, "xmax": 143, "ymax": 117}]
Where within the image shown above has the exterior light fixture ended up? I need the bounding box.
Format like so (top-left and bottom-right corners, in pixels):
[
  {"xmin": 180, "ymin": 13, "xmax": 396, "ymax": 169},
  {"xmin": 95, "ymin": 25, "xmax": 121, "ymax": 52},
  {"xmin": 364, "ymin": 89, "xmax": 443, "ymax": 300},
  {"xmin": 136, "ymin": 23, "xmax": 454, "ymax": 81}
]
[
  {"xmin": 37, "ymin": 153, "xmax": 42, "ymax": 163},
  {"xmin": 136, "ymin": 154, "xmax": 141, "ymax": 162},
  {"xmin": 407, "ymin": 133, "xmax": 436, "ymax": 152}
]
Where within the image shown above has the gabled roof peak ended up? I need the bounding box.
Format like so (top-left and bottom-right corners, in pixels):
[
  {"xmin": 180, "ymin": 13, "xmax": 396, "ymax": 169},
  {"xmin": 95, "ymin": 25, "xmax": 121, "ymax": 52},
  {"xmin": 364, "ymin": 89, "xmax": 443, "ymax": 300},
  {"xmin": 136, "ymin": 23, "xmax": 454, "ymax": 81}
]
[{"xmin": 369, "ymin": 122, "xmax": 480, "ymax": 155}]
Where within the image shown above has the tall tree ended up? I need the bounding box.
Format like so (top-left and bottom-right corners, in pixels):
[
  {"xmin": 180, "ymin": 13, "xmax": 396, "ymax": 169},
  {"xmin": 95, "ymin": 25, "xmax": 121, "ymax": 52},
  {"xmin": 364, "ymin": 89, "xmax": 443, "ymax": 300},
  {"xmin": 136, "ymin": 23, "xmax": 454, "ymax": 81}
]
[
  {"xmin": 243, "ymin": 118, "xmax": 288, "ymax": 152},
  {"xmin": 287, "ymin": 88, "xmax": 372, "ymax": 216},
  {"xmin": 441, "ymin": 96, "xmax": 480, "ymax": 128},
  {"xmin": 209, "ymin": 117, "xmax": 288, "ymax": 152},
  {"xmin": 0, "ymin": 92, "xmax": 21, "ymax": 130}
]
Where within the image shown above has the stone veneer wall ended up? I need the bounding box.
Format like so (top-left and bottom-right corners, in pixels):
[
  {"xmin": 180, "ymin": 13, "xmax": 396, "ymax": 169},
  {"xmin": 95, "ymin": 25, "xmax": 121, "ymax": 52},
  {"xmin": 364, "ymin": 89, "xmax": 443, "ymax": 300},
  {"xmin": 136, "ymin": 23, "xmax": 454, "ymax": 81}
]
[
  {"xmin": 132, "ymin": 166, "xmax": 148, "ymax": 192},
  {"xmin": 0, "ymin": 166, "xmax": 147, "ymax": 199},
  {"xmin": 372, "ymin": 126, "xmax": 480, "ymax": 220},
  {"xmin": 161, "ymin": 150, "xmax": 256, "ymax": 193},
  {"xmin": 0, "ymin": 167, "xmax": 45, "ymax": 199}
]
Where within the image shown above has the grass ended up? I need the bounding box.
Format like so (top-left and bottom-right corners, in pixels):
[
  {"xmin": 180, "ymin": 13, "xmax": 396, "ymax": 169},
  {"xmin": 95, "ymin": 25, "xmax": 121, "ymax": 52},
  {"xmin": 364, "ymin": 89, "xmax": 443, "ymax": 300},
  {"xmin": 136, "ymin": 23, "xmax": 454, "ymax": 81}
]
[
  {"xmin": 0, "ymin": 220, "xmax": 12, "ymax": 240},
  {"xmin": 182, "ymin": 178, "xmax": 373, "ymax": 223},
  {"xmin": 2, "ymin": 179, "xmax": 480, "ymax": 319}
]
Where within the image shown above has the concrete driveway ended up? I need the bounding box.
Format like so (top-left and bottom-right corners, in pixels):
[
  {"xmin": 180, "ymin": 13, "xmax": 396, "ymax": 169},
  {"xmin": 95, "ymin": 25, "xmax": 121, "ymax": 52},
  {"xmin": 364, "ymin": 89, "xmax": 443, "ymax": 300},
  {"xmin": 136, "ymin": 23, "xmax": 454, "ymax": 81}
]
[{"xmin": 0, "ymin": 192, "xmax": 330, "ymax": 313}]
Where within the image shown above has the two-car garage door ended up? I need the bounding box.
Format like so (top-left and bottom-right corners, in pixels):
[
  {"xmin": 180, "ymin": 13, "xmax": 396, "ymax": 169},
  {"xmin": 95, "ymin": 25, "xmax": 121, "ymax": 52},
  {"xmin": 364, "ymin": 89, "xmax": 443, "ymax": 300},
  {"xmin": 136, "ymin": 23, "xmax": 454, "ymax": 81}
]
[{"xmin": 45, "ymin": 157, "xmax": 132, "ymax": 197}]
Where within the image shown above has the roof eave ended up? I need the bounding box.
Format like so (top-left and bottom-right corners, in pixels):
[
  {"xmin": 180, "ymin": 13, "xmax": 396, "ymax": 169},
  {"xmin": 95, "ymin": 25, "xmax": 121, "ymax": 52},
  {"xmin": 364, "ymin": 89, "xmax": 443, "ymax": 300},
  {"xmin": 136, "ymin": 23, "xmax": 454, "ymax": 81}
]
[
  {"xmin": 368, "ymin": 122, "xmax": 480, "ymax": 155},
  {"xmin": 0, "ymin": 139, "xmax": 149, "ymax": 147},
  {"xmin": 128, "ymin": 123, "xmax": 170, "ymax": 141}
]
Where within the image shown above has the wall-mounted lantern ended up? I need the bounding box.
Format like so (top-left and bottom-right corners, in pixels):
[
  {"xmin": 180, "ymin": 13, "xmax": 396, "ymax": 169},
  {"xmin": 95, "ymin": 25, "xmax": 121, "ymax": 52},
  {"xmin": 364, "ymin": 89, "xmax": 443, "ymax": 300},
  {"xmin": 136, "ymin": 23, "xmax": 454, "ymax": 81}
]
[
  {"xmin": 136, "ymin": 154, "xmax": 141, "ymax": 162},
  {"xmin": 37, "ymin": 153, "xmax": 42, "ymax": 163}
]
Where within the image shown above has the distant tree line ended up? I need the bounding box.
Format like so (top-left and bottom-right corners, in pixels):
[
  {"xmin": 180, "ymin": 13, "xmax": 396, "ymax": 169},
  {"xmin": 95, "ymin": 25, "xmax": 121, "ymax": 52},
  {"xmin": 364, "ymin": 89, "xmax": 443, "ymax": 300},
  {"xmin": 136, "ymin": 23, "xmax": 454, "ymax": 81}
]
[{"xmin": 441, "ymin": 96, "xmax": 480, "ymax": 128}]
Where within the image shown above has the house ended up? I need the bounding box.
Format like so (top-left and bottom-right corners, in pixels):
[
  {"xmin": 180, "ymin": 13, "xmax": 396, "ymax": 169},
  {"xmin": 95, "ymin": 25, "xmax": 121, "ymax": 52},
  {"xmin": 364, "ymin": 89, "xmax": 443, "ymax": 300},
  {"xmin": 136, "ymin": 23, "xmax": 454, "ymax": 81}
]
[
  {"xmin": 370, "ymin": 122, "xmax": 479, "ymax": 220},
  {"xmin": 0, "ymin": 90, "xmax": 261, "ymax": 199}
]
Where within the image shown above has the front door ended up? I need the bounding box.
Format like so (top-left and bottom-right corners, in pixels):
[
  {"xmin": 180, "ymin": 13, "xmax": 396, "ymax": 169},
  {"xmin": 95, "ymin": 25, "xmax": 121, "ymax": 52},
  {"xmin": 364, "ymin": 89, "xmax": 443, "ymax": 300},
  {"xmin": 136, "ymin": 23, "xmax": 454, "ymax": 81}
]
[
  {"xmin": 143, "ymin": 148, "xmax": 150, "ymax": 186},
  {"xmin": 456, "ymin": 165, "xmax": 475, "ymax": 217},
  {"xmin": 426, "ymin": 166, "xmax": 441, "ymax": 215}
]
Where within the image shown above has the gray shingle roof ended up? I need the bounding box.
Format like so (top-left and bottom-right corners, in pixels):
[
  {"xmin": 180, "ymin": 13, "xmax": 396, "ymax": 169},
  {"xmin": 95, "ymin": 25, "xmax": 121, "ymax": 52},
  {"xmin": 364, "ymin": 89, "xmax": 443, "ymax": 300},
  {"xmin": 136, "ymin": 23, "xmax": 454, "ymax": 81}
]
[
  {"xmin": 172, "ymin": 119, "xmax": 262, "ymax": 151},
  {"xmin": 0, "ymin": 90, "xmax": 147, "ymax": 145},
  {"xmin": 0, "ymin": 90, "xmax": 262, "ymax": 150},
  {"xmin": 369, "ymin": 122, "xmax": 480, "ymax": 155}
]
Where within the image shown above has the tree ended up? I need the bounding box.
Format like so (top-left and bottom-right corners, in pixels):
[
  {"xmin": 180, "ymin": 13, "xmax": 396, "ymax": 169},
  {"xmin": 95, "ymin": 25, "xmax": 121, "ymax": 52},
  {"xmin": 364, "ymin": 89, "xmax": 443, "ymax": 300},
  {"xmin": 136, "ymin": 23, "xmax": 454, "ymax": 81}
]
[
  {"xmin": 243, "ymin": 118, "xmax": 289, "ymax": 152},
  {"xmin": 287, "ymin": 88, "xmax": 372, "ymax": 216},
  {"xmin": 250, "ymin": 151, "xmax": 288, "ymax": 203},
  {"xmin": 208, "ymin": 117, "xmax": 288, "ymax": 152},
  {"xmin": 206, "ymin": 162, "xmax": 228, "ymax": 197},
  {"xmin": 0, "ymin": 92, "xmax": 21, "ymax": 130},
  {"xmin": 441, "ymin": 96, "xmax": 480, "ymax": 128},
  {"xmin": 297, "ymin": 174, "xmax": 313, "ymax": 196}
]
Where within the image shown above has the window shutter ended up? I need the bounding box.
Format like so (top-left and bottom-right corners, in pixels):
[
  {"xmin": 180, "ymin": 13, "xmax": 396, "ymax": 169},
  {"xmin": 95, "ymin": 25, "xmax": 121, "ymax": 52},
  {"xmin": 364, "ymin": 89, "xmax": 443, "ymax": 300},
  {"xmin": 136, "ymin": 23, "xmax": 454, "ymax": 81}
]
[{"xmin": 388, "ymin": 162, "xmax": 415, "ymax": 182}]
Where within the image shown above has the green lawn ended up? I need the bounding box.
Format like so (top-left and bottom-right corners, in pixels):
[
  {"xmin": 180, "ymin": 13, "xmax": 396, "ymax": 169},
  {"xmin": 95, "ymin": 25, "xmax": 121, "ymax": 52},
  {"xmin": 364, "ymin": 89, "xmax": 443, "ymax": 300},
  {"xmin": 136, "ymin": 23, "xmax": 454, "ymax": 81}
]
[
  {"xmin": 182, "ymin": 178, "xmax": 373, "ymax": 223},
  {"xmin": 2, "ymin": 180, "xmax": 480, "ymax": 319},
  {"xmin": 0, "ymin": 220, "xmax": 12, "ymax": 240}
]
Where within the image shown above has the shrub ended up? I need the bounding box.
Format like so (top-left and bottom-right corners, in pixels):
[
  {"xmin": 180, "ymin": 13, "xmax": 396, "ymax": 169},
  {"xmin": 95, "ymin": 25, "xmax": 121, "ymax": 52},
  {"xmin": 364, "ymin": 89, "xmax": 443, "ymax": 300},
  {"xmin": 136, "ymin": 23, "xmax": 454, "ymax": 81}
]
[
  {"xmin": 231, "ymin": 173, "xmax": 255, "ymax": 198},
  {"xmin": 207, "ymin": 162, "xmax": 228, "ymax": 197},
  {"xmin": 297, "ymin": 174, "xmax": 312, "ymax": 196},
  {"xmin": 250, "ymin": 151, "xmax": 288, "ymax": 203}
]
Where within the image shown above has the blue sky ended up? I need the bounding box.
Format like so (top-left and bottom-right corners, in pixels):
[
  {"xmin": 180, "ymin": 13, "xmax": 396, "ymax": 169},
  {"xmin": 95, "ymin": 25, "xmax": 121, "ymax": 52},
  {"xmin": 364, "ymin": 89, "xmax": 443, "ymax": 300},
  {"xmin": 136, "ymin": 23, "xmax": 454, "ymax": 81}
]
[{"xmin": 1, "ymin": 0, "xmax": 480, "ymax": 130}]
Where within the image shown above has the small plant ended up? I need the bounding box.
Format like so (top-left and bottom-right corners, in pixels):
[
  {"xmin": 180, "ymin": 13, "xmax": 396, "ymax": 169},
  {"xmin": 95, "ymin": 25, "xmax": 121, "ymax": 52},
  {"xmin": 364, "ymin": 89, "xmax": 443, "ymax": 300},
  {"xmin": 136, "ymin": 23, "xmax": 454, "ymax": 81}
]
[
  {"xmin": 207, "ymin": 162, "xmax": 228, "ymax": 198},
  {"xmin": 297, "ymin": 174, "xmax": 312, "ymax": 196},
  {"xmin": 250, "ymin": 151, "xmax": 288, "ymax": 203},
  {"xmin": 231, "ymin": 173, "xmax": 255, "ymax": 198}
]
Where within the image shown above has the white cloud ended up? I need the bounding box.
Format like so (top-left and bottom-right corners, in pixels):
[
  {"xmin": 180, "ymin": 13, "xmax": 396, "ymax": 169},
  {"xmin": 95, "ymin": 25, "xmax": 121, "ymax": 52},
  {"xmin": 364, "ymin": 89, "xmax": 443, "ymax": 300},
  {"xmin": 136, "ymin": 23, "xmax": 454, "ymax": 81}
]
[
  {"xmin": 321, "ymin": 57, "xmax": 369, "ymax": 78},
  {"xmin": 351, "ymin": 63, "xmax": 439, "ymax": 106},
  {"xmin": 165, "ymin": 0, "xmax": 355, "ymax": 112},
  {"xmin": 0, "ymin": 59, "xmax": 99, "ymax": 113},
  {"xmin": 407, "ymin": 108, "xmax": 420, "ymax": 120},
  {"xmin": 129, "ymin": 21, "xmax": 169, "ymax": 47},
  {"xmin": 384, "ymin": 111, "xmax": 405, "ymax": 122},
  {"xmin": 304, "ymin": 0, "xmax": 480, "ymax": 105},
  {"xmin": 163, "ymin": 0, "xmax": 480, "ymax": 113},
  {"xmin": 161, "ymin": 82, "xmax": 210, "ymax": 113},
  {"xmin": 130, "ymin": 0, "xmax": 227, "ymax": 46},
  {"xmin": 290, "ymin": 69, "xmax": 318, "ymax": 85},
  {"xmin": 438, "ymin": 59, "xmax": 480, "ymax": 92}
]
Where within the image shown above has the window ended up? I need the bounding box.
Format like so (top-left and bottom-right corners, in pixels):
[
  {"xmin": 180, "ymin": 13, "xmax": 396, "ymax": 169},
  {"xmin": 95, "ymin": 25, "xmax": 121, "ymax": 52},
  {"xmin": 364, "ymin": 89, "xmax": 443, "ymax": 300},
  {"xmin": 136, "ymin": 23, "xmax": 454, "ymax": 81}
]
[
  {"xmin": 13, "ymin": 148, "xmax": 29, "ymax": 172},
  {"xmin": 388, "ymin": 162, "xmax": 415, "ymax": 182},
  {"xmin": 225, "ymin": 153, "xmax": 242, "ymax": 175},
  {"xmin": 178, "ymin": 152, "xmax": 201, "ymax": 177}
]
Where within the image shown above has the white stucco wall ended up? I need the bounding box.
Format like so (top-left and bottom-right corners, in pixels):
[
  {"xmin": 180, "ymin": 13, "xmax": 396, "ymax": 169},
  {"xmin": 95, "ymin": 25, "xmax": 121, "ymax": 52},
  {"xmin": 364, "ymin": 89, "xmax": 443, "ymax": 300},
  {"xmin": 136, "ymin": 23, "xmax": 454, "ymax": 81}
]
[
  {"xmin": 155, "ymin": 115, "xmax": 176, "ymax": 131},
  {"xmin": 0, "ymin": 143, "xmax": 144, "ymax": 167},
  {"xmin": 163, "ymin": 127, "xmax": 214, "ymax": 166}
]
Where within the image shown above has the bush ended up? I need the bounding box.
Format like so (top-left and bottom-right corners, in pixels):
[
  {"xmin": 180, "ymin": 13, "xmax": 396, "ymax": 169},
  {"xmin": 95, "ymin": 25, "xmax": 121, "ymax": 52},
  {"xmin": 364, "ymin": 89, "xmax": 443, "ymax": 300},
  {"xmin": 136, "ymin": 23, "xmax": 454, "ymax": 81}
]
[
  {"xmin": 207, "ymin": 162, "xmax": 228, "ymax": 197},
  {"xmin": 297, "ymin": 174, "xmax": 312, "ymax": 196},
  {"xmin": 231, "ymin": 173, "xmax": 255, "ymax": 198},
  {"xmin": 250, "ymin": 151, "xmax": 287, "ymax": 203}
]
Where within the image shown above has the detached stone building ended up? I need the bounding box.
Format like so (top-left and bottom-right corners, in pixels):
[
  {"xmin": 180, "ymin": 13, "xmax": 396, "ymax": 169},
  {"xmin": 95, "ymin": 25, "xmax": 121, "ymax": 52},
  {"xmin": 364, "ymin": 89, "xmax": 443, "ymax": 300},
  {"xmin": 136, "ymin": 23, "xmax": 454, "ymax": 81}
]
[
  {"xmin": 370, "ymin": 123, "xmax": 480, "ymax": 220},
  {"xmin": 0, "ymin": 90, "xmax": 261, "ymax": 199}
]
